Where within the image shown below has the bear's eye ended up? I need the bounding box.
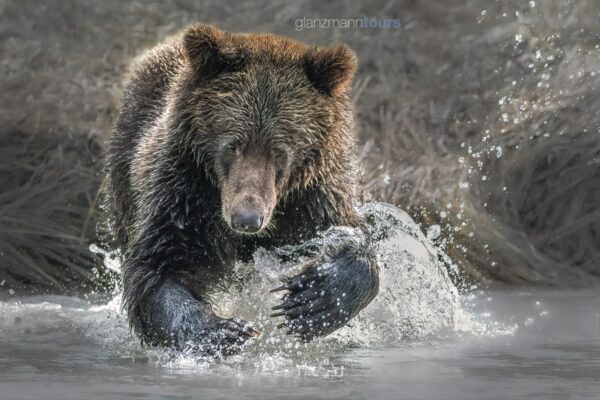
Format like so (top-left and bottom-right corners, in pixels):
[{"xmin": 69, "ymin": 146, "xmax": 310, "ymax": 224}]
[
  {"xmin": 273, "ymin": 147, "xmax": 290, "ymax": 165},
  {"xmin": 275, "ymin": 168, "xmax": 285, "ymax": 184},
  {"xmin": 273, "ymin": 150, "xmax": 290, "ymax": 185},
  {"xmin": 222, "ymin": 142, "xmax": 237, "ymax": 154},
  {"xmin": 274, "ymin": 153, "xmax": 286, "ymax": 164}
]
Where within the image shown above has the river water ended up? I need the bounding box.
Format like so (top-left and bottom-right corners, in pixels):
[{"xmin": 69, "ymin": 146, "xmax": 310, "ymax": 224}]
[
  {"xmin": 0, "ymin": 205, "xmax": 598, "ymax": 399},
  {"xmin": 0, "ymin": 290, "xmax": 598, "ymax": 400}
]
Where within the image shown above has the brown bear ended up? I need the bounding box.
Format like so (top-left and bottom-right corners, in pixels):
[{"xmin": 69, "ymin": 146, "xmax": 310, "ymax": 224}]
[{"xmin": 102, "ymin": 24, "xmax": 379, "ymax": 355}]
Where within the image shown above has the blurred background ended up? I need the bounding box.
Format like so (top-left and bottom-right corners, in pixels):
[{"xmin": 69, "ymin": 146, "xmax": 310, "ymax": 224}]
[{"xmin": 1, "ymin": 0, "xmax": 598, "ymax": 294}]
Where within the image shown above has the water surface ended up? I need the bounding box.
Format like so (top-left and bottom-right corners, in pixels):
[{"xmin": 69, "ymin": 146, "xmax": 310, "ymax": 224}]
[
  {"xmin": 0, "ymin": 205, "xmax": 598, "ymax": 399},
  {"xmin": 0, "ymin": 290, "xmax": 598, "ymax": 400}
]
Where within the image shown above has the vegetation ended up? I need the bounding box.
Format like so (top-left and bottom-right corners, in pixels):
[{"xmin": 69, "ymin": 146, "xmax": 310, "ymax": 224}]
[{"xmin": 1, "ymin": 0, "xmax": 598, "ymax": 292}]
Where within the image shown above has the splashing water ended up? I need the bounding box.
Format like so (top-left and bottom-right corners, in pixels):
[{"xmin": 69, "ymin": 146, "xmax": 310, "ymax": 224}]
[
  {"xmin": 217, "ymin": 203, "xmax": 478, "ymax": 350},
  {"xmin": 0, "ymin": 203, "xmax": 495, "ymax": 373}
]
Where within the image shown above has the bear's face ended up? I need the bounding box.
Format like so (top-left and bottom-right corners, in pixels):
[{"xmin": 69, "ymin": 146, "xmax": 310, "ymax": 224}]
[{"xmin": 182, "ymin": 25, "xmax": 356, "ymax": 235}]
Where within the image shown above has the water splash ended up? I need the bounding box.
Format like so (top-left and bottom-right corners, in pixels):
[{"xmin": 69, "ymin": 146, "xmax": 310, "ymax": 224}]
[
  {"xmin": 215, "ymin": 203, "xmax": 477, "ymax": 350},
  {"xmin": 0, "ymin": 203, "xmax": 501, "ymax": 372}
]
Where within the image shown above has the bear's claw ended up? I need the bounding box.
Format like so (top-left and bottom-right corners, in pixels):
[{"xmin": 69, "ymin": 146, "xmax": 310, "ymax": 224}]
[
  {"xmin": 189, "ymin": 317, "xmax": 259, "ymax": 356},
  {"xmin": 269, "ymin": 262, "xmax": 352, "ymax": 340},
  {"xmin": 269, "ymin": 246, "xmax": 378, "ymax": 341}
]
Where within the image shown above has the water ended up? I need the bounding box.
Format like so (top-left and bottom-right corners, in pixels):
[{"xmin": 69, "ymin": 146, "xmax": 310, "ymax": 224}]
[{"xmin": 0, "ymin": 204, "xmax": 599, "ymax": 400}]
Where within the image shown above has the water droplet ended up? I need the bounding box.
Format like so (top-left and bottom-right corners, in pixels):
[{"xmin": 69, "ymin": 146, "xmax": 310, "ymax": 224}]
[{"xmin": 426, "ymin": 225, "xmax": 441, "ymax": 241}]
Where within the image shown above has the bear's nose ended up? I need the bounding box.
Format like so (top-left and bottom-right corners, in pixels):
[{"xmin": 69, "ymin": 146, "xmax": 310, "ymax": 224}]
[{"xmin": 231, "ymin": 210, "xmax": 263, "ymax": 233}]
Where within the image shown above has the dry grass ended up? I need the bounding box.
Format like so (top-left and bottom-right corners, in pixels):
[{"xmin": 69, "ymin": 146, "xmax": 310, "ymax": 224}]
[
  {"xmin": 0, "ymin": 130, "xmax": 115, "ymax": 293},
  {"xmin": 354, "ymin": 1, "xmax": 600, "ymax": 285},
  {"xmin": 0, "ymin": 0, "xmax": 598, "ymax": 292}
]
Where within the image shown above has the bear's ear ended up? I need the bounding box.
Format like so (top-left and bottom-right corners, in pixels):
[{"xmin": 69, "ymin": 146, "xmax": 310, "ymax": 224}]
[
  {"xmin": 183, "ymin": 24, "xmax": 245, "ymax": 77},
  {"xmin": 303, "ymin": 44, "xmax": 357, "ymax": 96}
]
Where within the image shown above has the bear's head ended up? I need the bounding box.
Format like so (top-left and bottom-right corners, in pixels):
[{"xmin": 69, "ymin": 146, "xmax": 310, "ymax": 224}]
[{"xmin": 181, "ymin": 24, "xmax": 356, "ymax": 235}]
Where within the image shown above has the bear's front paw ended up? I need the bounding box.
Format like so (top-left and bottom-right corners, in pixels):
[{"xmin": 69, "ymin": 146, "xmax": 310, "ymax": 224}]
[
  {"xmin": 270, "ymin": 246, "xmax": 378, "ymax": 341},
  {"xmin": 176, "ymin": 316, "xmax": 260, "ymax": 356}
]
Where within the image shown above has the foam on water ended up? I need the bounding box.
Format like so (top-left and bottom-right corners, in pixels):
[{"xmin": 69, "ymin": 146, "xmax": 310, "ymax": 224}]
[{"xmin": 0, "ymin": 203, "xmax": 505, "ymax": 373}]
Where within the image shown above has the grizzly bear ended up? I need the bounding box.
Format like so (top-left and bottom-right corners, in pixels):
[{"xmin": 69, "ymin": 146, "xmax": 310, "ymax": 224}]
[{"xmin": 102, "ymin": 24, "xmax": 379, "ymax": 355}]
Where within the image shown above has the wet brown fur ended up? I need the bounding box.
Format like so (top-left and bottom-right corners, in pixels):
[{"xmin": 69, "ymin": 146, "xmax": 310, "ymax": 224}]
[{"xmin": 102, "ymin": 24, "xmax": 377, "ymax": 351}]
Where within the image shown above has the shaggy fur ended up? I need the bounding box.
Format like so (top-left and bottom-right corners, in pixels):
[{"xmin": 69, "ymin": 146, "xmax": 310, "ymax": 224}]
[
  {"xmin": 102, "ymin": 24, "xmax": 379, "ymax": 354},
  {"xmin": 3, "ymin": 1, "xmax": 599, "ymax": 293}
]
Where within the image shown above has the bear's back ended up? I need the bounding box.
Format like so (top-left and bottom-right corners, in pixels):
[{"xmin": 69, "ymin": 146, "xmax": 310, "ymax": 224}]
[
  {"xmin": 115, "ymin": 37, "xmax": 184, "ymax": 150},
  {"xmin": 104, "ymin": 36, "xmax": 185, "ymax": 246}
]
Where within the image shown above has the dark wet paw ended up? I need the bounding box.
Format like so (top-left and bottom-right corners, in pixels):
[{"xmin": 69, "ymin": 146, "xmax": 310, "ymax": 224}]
[
  {"xmin": 270, "ymin": 247, "xmax": 377, "ymax": 341},
  {"xmin": 184, "ymin": 317, "xmax": 260, "ymax": 356}
]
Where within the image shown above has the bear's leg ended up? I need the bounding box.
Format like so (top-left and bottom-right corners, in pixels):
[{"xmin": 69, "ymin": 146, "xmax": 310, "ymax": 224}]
[
  {"xmin": 271, "ymin": 231, "xmax": 379, "ymax": 341},
  {"xmin": 122, "ymin": 241, "xmax": 258, "ymax": 355},
  {"xmin": 134, "ymin": 279, "xmax": 258, "ymax": 354}
]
